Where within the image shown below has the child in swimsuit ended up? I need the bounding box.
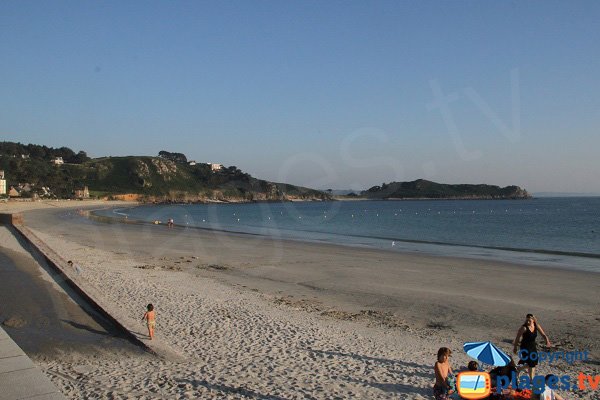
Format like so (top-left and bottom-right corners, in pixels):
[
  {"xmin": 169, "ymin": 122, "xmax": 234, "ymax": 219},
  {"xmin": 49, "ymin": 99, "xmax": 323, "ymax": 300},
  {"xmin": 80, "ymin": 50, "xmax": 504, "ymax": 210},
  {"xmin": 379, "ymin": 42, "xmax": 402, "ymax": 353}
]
[
  {"xmin": 142, "ymin": 303, "xmax": 156, "ymax": 340},
  {"xmin": 433, "ymin": 347, "xmax": 454, "ymax": 399}
]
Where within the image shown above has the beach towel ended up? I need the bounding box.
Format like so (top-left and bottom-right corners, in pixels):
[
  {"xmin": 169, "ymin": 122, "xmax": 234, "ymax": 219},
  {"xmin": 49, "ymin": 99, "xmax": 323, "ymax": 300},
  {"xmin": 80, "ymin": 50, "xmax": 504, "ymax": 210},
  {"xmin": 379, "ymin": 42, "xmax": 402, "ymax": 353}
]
[{"xmin": 512, "ymin": 389, "xmax": 533, "ymax": 399}]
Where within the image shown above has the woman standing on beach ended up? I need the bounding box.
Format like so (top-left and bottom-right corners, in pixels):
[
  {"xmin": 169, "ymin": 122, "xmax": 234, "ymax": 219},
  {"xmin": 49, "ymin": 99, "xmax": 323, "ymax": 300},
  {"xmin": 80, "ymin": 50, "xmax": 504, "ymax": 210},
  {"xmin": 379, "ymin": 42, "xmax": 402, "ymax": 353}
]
[
  {"xmin": 513, "ymin": 313, "xmax": 551, "ymax": 380},
  {"xmin": 433, "ymin": 347, "xmax": 454, "ymax": 399}
]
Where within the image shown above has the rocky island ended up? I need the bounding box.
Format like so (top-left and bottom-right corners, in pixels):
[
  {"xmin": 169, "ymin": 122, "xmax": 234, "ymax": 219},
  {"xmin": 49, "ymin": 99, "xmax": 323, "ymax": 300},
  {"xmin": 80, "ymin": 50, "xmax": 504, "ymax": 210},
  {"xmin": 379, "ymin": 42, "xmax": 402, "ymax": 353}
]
[{"xmin": 360, "ymin": 179, "xmax": 531, "ymax": 200}]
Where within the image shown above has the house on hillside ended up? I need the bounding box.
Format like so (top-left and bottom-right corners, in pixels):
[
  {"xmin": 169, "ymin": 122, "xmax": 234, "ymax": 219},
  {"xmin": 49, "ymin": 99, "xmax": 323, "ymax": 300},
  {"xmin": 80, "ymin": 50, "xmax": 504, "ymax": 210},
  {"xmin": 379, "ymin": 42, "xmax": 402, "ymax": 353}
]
[
  {"xmin": 8, "ymin": 183, "xmax": 37, "ymax": 198},
  {"xmin": 8, "ymin": 186, "xmax": 20, "ymax": 197},
  {"xmin": 18, "ymin": 183, "xmax": 33, "ymax": 193},
  {"xmin": 74, "ymin": 186, "xmax": 90, "ymax": 199},
  {"xmin": 188, "ymin": 160, "xmax": 197, "ymax": 166},
  {"xmin": 0, "ymin": 170, "xmax": 6, "ymax": 195},
  {"xmin": 51, "ymin": 157, "xmax": 64, "ymax": 165},
  {"xmin": 208, "ymin": 163, "xmax": 222, "ymax": 171}
]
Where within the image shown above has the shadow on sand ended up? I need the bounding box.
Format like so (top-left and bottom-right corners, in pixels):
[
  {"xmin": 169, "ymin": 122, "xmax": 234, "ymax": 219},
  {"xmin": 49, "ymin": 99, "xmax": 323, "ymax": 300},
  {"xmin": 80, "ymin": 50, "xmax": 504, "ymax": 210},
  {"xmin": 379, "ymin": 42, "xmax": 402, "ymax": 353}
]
[
  {"xmin": 61, "ymin": 319, "xmax": 112, "ymax": 336},
  {"xmin": 175, "ymin": 378, "xmax": 290, "ymax": 400},
  {"xmin": 301, "ymin": 348, "xmax": 432, "ymax": 396},
  {"xmin": 304, "ymin": 348, "xmax": 431, "ymax": 378},
  {"xmin": 344, "ymin": 377, "xmax": 432, "ymax": 396}
]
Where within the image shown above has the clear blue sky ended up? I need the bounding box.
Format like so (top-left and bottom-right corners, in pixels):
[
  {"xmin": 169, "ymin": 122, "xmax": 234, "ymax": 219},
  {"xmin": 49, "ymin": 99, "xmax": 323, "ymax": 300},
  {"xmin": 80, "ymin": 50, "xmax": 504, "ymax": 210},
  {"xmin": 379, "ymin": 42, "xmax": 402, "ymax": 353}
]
[{"xmin": 1, "ymin": 1, "xmax": 599, "ymax": 193}]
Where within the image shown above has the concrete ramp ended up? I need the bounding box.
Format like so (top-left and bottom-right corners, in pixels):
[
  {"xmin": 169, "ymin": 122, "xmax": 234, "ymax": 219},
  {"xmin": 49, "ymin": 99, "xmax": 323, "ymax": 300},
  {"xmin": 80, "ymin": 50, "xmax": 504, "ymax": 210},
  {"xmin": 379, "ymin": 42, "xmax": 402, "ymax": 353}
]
[{"xmin": 0, "ymin": 326, "xmax": 66, "ymax": 400}]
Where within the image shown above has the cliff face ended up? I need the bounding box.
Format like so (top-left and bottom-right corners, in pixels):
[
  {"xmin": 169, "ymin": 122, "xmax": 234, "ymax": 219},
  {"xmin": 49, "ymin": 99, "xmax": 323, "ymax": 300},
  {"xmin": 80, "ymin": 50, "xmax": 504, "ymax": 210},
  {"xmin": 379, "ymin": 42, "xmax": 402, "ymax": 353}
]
[
  {"xmin": 499, "ymin": 185, "xmax": 530, "ymax": 199},
  {"xmin": 124, "ymin": 188, "xmax": 330, "ymax": 204},
  {"xmin": 85, "ymin": 157, "xmax": 331, "ymax": 203},
  {"xmin": 362, "ymin": 179, "xmax": 531, "ymax": 200},
  {"xmin": 122, "ymin": 192, "xmax": 328, "ymax": 204}
]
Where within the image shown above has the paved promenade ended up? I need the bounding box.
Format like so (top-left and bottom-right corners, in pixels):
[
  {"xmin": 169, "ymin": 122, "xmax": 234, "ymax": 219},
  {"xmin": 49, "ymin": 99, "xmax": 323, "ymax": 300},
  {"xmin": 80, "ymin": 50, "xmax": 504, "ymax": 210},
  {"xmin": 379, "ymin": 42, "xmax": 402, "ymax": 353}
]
[{"xmin": 0, "ymin": 326, "xmax": 65, "ymax": 400}]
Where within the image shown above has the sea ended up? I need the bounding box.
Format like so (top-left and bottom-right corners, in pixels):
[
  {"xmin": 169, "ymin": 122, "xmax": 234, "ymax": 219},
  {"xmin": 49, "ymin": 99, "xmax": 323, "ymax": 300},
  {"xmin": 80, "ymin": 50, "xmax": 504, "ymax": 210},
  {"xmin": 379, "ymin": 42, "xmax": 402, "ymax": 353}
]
[{"xmin": 95, "ymin": 197, "xmax": 600, "ymax": 273}]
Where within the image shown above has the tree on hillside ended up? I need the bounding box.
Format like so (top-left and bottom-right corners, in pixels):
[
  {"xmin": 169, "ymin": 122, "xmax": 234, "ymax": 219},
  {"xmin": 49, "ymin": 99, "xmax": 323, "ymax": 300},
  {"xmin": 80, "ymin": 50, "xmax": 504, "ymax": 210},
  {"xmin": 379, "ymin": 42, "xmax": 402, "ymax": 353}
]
[
  {"xmin": 67, "ymin": 151, "xmax": 91, "ymax": 164},
  {"xmin": 0, "ymin": 141, "xmax": 23, "ymax": 156},
  {"xmin": 26, "ymin": 144, "xmax": 50, "ymax": 159},
  {"xmin": 53, "ymin": 147, "xmax": 76, "ymax": 161},
  {"xmin": 158, "ymin": 150, "xmax": 187, "ymax": 163},
  {"xmin": 0, "ymin": 142, "xmax": 86, "ymax": 162},
  {"xmin": 224, "ymin": 165, "xmax": 250, "ymax": 180}
]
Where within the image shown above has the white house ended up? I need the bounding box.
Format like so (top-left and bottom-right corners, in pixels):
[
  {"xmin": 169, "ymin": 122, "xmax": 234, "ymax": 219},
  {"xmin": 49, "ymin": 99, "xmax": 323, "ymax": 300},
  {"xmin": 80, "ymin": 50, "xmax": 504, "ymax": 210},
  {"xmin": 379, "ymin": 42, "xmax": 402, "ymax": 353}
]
[
  {"xmin": 74, "ymin": 186, "xmax": 90, "ymax": 199},
  {"xmin": 188, "ymin": 160, "xmax": 197, "ymax": 166},
  {"xmin": 51, "ymin": 157, "xmax": 64, "ymax": 165},
  {"xmin": 0, "ymin": 170, "xmax": 6, "ymax": 195},
  {"xmin": 208, "ymin": 163, "xmax": 223, "ymax": 171}
]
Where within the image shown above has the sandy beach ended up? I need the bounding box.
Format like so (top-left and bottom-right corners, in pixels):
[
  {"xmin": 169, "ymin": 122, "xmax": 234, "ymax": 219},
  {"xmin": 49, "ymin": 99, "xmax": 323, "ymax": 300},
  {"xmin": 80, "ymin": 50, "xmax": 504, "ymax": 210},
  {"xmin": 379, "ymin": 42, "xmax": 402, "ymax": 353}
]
[{"xmin": 1, "ymin": 200, "xmax": 599, "ymax": 399}]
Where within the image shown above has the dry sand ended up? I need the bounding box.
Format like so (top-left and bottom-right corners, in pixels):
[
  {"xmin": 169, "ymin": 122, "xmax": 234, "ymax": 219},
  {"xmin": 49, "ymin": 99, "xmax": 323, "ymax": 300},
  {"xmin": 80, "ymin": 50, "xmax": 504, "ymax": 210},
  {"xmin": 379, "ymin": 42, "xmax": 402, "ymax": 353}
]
[{"xmin": 1, "ymin": 200, "xmax": 599, "ymax": 399}]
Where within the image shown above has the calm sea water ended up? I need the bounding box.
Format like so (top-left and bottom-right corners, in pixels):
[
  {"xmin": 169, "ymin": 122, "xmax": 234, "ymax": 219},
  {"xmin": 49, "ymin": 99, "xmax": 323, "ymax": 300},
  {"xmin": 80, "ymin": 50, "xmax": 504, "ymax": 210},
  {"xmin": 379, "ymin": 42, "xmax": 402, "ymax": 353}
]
[{"xmin": 96, "ymin": 198, "xmax": 600, "ymax": 272}]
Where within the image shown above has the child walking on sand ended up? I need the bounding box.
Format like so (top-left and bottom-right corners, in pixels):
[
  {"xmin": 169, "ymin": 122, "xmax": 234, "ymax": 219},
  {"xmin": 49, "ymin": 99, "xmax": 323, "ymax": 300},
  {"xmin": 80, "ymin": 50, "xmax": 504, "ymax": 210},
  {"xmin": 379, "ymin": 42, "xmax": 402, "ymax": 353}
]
[{"xmin": 142, "ymin": 303, "xmax": 156, "ymax": 340}]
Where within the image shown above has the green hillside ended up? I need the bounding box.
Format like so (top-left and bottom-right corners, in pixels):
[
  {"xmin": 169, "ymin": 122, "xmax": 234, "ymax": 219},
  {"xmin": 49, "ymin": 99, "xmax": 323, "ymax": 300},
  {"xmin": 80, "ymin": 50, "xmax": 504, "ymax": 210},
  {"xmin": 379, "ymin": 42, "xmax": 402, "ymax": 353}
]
[
  {"xmin": 0, "ymin": 142, "xmax": 330, "ymax": 202},
  {"xmin": 361, "ymin": 179, "xmax": 530, "ymax": 200}
]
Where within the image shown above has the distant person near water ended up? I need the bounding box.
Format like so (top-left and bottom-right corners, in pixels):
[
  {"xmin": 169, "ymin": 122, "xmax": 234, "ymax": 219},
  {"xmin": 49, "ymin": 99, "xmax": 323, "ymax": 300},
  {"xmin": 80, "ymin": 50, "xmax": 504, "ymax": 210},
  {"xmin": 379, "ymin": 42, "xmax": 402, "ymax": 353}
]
[
  {"xmin": 513, "ymin": 313, "xmax": 552, "ymax": 380},
  {"xmin": 142, "ymin": 303, "xmax": 156, "ymax": 340},
  {"xmin": 167, "ymin": 218, "xmax": 174, "ymax": 228},
  {"xmin": 433, "ymin": 347, "xmax": 455, "ymax": 399}
]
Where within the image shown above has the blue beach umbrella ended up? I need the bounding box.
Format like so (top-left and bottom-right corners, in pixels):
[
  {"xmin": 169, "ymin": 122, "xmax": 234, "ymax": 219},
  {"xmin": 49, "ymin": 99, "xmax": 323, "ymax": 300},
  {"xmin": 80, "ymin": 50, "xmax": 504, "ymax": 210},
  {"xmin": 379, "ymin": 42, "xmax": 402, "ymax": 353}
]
[{"xmin": 463, "ymin": 341, "xmax": 511, "ymax": 367}]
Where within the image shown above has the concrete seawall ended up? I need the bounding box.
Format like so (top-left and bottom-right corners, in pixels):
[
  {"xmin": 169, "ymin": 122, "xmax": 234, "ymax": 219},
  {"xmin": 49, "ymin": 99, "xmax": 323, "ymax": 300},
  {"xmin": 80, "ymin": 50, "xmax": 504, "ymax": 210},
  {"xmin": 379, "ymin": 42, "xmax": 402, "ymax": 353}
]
[
  {"xmin": 0, "ymin": 212, "xmax": 181, "ymax": 361},
  {"xmin": 0, "ymin": 213, "xmax": 22, "ymax": 226},
  {"xmin": 1, "ymin": 213, "xmax": 153, "ymax": 354},
  {"xmin": 1, "ymin": 212, "xmax": 67, "ymax": 399}
]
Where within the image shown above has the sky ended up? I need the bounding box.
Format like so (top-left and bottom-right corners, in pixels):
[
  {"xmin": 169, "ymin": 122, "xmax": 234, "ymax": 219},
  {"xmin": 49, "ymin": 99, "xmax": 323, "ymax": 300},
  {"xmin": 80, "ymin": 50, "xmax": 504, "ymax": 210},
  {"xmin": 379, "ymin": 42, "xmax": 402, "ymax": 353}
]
[{"xmin": 1, "ymin": 1, "xmax": 599, "ymax": 193}]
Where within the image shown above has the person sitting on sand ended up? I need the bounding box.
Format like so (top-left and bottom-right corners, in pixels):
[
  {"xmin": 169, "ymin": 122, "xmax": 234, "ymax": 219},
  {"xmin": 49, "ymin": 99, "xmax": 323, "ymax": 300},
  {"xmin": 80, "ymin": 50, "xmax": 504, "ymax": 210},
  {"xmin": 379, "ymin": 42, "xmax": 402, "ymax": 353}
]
[
  {"xmin": 434, "ymin": 347, "xmax": 455, "ymax": 399},
  {"xmin": 456, "ymin": 360, "xmax": 479, "ymax": 374},
  {"xmin": 536, "ymin": 375, "xmax": 565, "ymax": 400},
  {"xmin": 142, "ymin": 303, "xmax": 156, "ymax": 340},
  {"xmin": 489, "ymin": 359, "xmax": 517, "ymax": 392},
  {"xmin": 513, "ymin": 313, "xmax": 551, "ymax": 380}
]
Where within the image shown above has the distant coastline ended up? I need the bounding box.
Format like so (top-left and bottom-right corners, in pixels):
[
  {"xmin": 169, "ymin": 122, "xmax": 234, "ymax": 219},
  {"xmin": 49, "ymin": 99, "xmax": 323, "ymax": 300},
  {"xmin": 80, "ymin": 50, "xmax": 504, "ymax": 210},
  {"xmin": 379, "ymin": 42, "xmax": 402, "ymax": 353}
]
[
  {"xmin": 533, "ymin": 192, "xmax": 600, "ymax": 197},
  {"xmin": 2, "ymin": 142, "xmax": 533, "ymax": 203}
]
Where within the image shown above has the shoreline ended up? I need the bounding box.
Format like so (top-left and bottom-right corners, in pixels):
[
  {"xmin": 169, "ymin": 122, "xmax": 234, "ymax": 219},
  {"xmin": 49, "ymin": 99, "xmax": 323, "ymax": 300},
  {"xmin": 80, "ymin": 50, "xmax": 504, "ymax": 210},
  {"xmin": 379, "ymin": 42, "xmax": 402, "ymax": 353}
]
[
  {"xmin": 6, "ymin": 200, "xmax": 596, "ymax": 279},
  {"xmin": 93, "ymin": 207, "xmax": 600, "ymax": 261},
  {"xmin": 3, "ymin": 201, "xmax": 599, "ymax": 398},
  {"xmin": 91, "ymin": 203, "xmax": 600, "ymax": 273}
]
